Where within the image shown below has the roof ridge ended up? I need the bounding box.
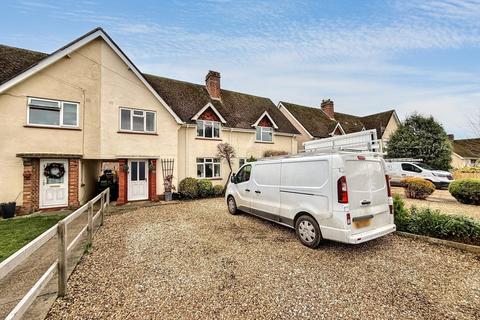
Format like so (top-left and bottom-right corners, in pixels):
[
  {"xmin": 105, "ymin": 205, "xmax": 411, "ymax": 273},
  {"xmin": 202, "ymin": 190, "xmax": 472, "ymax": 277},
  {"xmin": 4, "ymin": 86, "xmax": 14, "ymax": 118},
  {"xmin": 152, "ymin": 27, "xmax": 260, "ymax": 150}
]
[{"xmin": 454, "ymin": 138, "xmax": 480, "ymax": 141}]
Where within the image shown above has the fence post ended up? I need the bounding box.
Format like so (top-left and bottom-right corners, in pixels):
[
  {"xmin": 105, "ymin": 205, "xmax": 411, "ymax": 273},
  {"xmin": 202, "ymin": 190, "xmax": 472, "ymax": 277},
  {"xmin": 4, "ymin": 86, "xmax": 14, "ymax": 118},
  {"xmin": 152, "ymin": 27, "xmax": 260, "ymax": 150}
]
[
  {"xmin": 57, "ymin": 220, "xmax": 67, "ymax": 297},
  {"xmin": 100, "ymin": 191, "xmax": 105, "ymax": 226},
  {"xmin": 87, "ymin": 201, "xmax": 93, "ymax": 245}
]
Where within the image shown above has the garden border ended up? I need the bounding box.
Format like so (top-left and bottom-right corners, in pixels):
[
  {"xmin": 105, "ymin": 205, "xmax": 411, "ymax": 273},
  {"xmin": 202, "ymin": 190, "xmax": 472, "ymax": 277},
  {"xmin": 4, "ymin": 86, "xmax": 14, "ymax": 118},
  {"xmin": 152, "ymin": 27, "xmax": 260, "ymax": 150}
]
[{"xmin": 395, "ymin": 231, "xmax": 480, "ymax": 254}]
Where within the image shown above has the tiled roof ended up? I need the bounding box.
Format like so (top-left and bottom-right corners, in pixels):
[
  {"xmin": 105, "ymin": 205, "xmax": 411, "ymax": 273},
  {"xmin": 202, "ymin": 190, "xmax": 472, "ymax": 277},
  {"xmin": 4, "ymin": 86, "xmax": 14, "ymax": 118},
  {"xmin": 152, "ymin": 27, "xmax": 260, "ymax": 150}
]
[
  {"xmin": 0, "ymin": 44, "xmax": 48, "ymax": 85},
  {"xmin": 279, "ymin": 101, "xmax": 338, "ymax": 138},
  {"xmin": 145, "ymin": 74, "xmax": 299, "ymax": 134},
  {"xmin": 452, "ymin": 138, "xmax": 480, "ymax": 158},
  {"xmin": 280, "ymin": 101, "xmax": 396, "ymax": 138}
]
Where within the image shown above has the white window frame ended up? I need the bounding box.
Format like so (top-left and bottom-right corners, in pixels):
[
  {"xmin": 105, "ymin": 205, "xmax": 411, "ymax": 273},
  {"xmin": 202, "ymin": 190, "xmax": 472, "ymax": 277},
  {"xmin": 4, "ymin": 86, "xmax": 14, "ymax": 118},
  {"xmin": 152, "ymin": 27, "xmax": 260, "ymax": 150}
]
[
  {"xmin": 27, "ymin": 97, "xmax": 79, "ymax": 128},
  {"xmin": 255, "ymin": 126, "xmax": 273, "ymax": 142},
  {"xmin": 119, "ymin": 107, "xmax": 157, "ymax": 133},
  {"xmin": 196, "ymin": 158, "xmax": 221, "ymax": 178},
  {"xmin": 196, "ymin": 120, "xmax": 221, "ymax": 139}
]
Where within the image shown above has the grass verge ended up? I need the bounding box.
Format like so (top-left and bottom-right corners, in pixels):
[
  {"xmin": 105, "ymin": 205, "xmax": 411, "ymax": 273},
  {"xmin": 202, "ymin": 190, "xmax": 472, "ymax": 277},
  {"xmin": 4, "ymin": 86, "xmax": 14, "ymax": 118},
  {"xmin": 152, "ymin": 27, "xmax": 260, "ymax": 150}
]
[{"xmin": 0, "ymin": 214, "xmax": 67, "ymax": 262}]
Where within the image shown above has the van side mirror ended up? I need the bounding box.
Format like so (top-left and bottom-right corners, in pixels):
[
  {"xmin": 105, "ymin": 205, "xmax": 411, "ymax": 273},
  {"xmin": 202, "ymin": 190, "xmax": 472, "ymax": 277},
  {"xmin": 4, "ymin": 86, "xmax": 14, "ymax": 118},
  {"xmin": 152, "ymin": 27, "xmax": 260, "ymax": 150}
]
[{"xmin": 230, "ymin": 173, "xmax": 236, "ymax": 184}]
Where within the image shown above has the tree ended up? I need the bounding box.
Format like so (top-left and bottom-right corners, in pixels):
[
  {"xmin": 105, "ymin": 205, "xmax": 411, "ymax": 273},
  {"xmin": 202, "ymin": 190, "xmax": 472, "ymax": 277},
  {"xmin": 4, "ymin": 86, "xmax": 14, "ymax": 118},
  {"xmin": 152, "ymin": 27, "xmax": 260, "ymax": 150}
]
[
  {"xmin": 469, "ymin": 107, "xmax": 480, "ymax": 136},
  {"xmin": 386, "ymin": 114, "xmax": 452, "ymax": 171},
  {"xmin": 216, "ymin": 142, "xmax": 236, "ymax": 193}
]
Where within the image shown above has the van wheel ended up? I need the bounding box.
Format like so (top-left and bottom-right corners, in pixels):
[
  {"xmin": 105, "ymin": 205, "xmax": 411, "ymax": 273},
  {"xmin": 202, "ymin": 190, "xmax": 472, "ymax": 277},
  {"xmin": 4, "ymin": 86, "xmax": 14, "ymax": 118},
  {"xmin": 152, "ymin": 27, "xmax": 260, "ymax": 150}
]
[
  {"xmin": 227, "ymin": 196, "xmax": 239, "ymax": 215},
  {"xmin": 295, "ymin": 215, "xmax": 322, "ymax": 248}
]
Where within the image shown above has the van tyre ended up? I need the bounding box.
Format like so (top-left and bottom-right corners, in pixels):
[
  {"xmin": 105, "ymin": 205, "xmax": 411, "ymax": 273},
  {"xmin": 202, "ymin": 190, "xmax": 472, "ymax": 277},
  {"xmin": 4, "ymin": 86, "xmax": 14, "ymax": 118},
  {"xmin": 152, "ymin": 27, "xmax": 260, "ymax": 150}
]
[
  {"xmin": 227, "ymin": 196, "xmax": 239, "ymax": 215},
  {"xmin": 295, "ymin": 215, "xmax": 322, "ymax": 248}
]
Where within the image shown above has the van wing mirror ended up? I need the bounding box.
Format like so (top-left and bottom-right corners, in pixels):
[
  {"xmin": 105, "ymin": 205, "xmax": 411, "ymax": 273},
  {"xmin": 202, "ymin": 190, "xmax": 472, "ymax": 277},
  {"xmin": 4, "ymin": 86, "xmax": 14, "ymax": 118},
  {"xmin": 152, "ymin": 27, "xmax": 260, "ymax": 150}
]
[{"xmin": 230, "ymin": 173, "xmax": 236, "ymax": 184}]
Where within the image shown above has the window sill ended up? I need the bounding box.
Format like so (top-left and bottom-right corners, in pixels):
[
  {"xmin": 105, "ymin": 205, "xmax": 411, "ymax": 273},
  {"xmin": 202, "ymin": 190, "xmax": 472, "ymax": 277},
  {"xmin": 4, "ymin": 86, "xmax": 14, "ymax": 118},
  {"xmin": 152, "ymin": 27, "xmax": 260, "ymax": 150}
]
[
  {"xmin": 117, "ymin": 130, "xmax": 158, "ymax": 136},
  {"xmin": 195, "ymin": 137, "xmax": 222, "ymax": 141},
  {"xmin": 255, "ymin": 140, "xmax": 274, "ymax": 144},
  {"xmin": 24, "ymin": 124, "xmax": 81, "ymax": 131},
  {"xmin": 197, "ymin": 177, "xmax": 223, "ymax": 180}
]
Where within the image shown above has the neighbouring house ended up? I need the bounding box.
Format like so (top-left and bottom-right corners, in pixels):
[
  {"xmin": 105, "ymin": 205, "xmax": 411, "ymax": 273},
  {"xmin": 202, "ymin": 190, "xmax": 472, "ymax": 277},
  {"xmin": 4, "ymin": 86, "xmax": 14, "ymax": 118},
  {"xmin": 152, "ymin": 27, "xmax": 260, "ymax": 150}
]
[
  {"xmin": 278, "ymin": 99, "xmax": 400, "ymax": 152},
  {"xmin": 0, "ymin": 27, "xmax": 298, "ymax": 213},
  {"xmin": 449, "ymin": 135, "xmax": 480, "ymax": 168}
]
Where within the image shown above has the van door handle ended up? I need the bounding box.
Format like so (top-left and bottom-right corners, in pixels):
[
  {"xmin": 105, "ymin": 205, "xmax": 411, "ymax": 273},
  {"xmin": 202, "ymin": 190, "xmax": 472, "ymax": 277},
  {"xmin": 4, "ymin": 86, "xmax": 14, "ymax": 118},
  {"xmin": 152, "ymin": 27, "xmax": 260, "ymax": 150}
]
[
  {"xmin": 245, "ymin": 189, "xmax": 250, "ymax": 192},
  {"xmin": 255, "ymin": 190, "xmax": 261, "ymax": 194},
  {"xmin": 361, "ymin": 200, "xmax": 371, "ymax": 205}
]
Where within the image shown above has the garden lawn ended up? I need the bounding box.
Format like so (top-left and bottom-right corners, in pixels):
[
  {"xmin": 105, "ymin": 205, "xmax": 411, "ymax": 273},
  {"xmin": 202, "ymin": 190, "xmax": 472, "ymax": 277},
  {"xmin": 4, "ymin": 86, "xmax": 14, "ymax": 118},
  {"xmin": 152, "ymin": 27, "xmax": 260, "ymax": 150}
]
[{"xmin": 0, "ymin": 214, "xmax": 66, "ymax": 262}]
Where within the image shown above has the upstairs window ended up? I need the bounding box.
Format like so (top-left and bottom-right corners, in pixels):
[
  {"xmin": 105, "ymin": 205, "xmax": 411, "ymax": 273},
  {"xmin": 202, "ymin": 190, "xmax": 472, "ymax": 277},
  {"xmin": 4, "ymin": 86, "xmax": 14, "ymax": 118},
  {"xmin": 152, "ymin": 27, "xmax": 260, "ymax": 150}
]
[
  {"xmin": 119, "ymin": 107, "xmax": 156, "ymax": 133},
  {"xmin": 27, "ymin": 97, "xmax": 78, "ymax": 127},
  {"xmin": 256, "ymin": 126, "xmax": 273, "ymax": 142},
  {"xmin": 197, "ymin": 120, "xmax": 220, "ymax": 139},
  {"xmin": 197, "ymin": 158, "xmax": 221, "ymax": 178}
]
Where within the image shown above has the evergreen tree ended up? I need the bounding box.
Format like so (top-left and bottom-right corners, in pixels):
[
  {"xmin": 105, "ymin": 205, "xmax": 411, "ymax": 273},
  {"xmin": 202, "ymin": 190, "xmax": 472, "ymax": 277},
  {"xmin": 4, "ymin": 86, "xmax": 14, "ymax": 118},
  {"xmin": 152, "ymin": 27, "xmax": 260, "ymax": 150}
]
[{"xmin": 386, "ymin": 114, "xmax": 452, "ymax": 170}]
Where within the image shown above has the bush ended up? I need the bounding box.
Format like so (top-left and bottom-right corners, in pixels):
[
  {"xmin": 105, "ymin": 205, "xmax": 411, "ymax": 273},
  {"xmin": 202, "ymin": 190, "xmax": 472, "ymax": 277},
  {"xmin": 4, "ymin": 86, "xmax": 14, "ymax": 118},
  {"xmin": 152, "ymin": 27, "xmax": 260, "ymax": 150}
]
[
  {"xmin": 448, "ymin": 179, "xmax": 480, "ymax": 205},
  {"xmin": 197, "ymin": 179, "xmax": 213, "ymax": 198},
  {"xmin": 402, "ymin": 177, "xmax": 435, "ymax": 199},
  {"xmin": 263, "ymin": 150, "xmax": 288, "ymax": 157},
  {"xmin": 178, "ymin": 177, "xmax": 198, "ymax": 199},
  {"xmin": 213, "ymin": 185, "xmax": 224, "ymax": 197},
  {"xmin": 394, "ymin": 206, "xmax": 480, "ymax": 245},
  {"xmin": 456, "ymin": 166, "xmax": 480, "ymax": 173}
]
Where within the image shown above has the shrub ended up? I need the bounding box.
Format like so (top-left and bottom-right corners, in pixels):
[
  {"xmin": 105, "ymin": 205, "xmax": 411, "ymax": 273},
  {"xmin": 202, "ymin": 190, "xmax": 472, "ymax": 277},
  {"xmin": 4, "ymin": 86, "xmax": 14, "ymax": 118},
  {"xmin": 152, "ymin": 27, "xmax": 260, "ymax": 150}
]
[
  {"xmin": 213, "ymin": 185, "xmax": 224, "ymax": 197},
  {"xmin": 448, "ymin": 179, "xmax": 480, "ymax": 205},
  {"xmin": 263, "ymin": 150, "xmax": 288, "ymax": 157},
  {"xmin": 393, "ymin": 194, "xmax": 406, "ymax": 215},
  {"xmin": 456, "ymin": 166, "xmax": 480, "ymax": 173},
  {"xmin": 394, "ymin": 206, "xmax": 480, "ymax": 245},
  {"xmin": 402, "ymin": 177, "xmax": 435, "ymax": 199},
  {"xmin": 197, "ymin": 179, "xmax": 213, "ymax": 198},
  {"xmin": 178, "ymin": 177, "xmax": 198, "ymax": 199}
]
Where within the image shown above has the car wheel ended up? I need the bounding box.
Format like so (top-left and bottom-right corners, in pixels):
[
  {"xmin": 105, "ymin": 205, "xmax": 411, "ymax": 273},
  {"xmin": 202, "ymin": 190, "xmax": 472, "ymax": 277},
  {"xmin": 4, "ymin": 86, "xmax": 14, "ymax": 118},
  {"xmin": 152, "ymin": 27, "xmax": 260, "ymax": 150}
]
[
  {"xmin": 295, "ymin": 215, "xmax": 322, "ymax": 248},
  {"xmin": 227, "ymin": 196, "xmax": 239, "ymax": 215}
]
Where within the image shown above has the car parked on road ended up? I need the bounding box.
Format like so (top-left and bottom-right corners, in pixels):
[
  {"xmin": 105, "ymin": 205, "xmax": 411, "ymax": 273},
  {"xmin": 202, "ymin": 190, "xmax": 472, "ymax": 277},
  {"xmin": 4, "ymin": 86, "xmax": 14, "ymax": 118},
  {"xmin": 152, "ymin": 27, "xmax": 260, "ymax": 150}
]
[
  {"xmin": 385, "ymin": 161, "xmax": 453, "ymax": 189},
  {"xmin": 225, "ymin": 152, "xmax": 396, "ymax": 248}
]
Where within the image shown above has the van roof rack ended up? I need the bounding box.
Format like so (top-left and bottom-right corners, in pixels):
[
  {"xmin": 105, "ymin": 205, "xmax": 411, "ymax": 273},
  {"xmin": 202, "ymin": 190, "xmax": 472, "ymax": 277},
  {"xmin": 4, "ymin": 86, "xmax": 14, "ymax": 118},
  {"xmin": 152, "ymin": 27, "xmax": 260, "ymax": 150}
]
[
  {"xmin": 303, "ymin": 129, "xmax": 381, "ymax": 153},
  {"xmin": 384, "ymin": 158, "xmax": 423, "ymax": 162}
]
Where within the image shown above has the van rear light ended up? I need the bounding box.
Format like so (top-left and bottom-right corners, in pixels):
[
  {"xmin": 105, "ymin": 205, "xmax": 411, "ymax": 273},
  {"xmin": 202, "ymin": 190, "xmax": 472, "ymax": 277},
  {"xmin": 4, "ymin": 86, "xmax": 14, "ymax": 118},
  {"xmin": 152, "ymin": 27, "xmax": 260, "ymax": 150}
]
[
  {"xmin": 346, "ymin": 213, "xmax": 351, "ymax": 225},
  {"xmin": 357, "ymin": 155, "xmax": 366, "ymax": 160},
  {"xmin": 337, "ymin": 176, "xmax": 348, "ymax": 204},
  {"xmin": 385, "ymin": 175, "xmax": 394, "ymax": 214}
]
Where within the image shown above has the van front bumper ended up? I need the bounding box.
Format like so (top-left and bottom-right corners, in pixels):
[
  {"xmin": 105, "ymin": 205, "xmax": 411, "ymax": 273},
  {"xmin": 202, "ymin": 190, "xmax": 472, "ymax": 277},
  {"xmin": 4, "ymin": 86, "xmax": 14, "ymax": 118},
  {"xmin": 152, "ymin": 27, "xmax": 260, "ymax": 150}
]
[{"xmin": 347, "ymin": 224, "xmax": 396, "ymax": 244}]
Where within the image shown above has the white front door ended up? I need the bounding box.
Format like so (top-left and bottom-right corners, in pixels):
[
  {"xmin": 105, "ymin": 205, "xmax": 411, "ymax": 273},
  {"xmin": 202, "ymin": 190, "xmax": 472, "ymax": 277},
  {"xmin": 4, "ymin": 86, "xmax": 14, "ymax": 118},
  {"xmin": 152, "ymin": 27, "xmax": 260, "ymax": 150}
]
[
  {"xmin": 128, "ymin": 160, "xmax": 149, "ymax": 201},
  {"xmin": 40, "ymin": 159, "xmax": 69, "ymax": 208}
]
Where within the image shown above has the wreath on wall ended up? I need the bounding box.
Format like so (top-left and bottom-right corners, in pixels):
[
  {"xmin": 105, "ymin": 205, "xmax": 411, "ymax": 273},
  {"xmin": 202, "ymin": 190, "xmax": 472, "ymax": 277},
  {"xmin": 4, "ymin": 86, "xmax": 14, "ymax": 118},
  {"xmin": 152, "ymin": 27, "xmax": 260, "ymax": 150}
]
[{"xmin": 44, "ymin": 163, "xmax": 65, "ymax": 179}]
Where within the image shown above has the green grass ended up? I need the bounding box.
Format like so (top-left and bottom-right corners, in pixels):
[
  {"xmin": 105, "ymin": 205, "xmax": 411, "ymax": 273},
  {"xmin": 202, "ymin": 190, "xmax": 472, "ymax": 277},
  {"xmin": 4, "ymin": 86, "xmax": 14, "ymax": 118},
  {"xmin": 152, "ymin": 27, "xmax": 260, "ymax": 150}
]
[{"xmin": 0, "ymin": 214, "xmax": 67, "ymax": 262}]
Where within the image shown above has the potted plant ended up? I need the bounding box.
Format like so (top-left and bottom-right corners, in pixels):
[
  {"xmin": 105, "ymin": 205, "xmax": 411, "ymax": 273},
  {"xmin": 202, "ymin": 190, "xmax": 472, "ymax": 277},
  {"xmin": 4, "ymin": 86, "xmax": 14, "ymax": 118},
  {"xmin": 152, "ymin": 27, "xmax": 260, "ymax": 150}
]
[
  {"xmin": 163, "ymin": 174, "xmax": 176, "ymax": 201},
  {"xmin": 1, "ymin": 192, "xmax": 21, "ymax": 219}
]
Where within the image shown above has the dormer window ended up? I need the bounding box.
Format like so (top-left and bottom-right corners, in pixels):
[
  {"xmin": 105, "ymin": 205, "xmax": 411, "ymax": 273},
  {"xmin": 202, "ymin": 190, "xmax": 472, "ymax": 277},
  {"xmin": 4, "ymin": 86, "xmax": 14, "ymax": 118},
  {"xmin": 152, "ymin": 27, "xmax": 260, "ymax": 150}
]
[
  {"xmin": 256, "ymin": 126, "xmax": 273, "ymax": 142},
  {"xmin": 197, "ymin": 120, "xmax": 220, "ymax": 139}
]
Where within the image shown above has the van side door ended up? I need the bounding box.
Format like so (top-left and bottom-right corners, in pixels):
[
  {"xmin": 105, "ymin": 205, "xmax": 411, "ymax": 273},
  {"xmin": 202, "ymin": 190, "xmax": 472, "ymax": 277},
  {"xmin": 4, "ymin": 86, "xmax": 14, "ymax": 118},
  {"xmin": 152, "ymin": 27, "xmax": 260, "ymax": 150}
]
[
  {"xmin": 250, "ymin": 162, "xmax": 281, "ymax": 221},
  {"xmin": 401, "ymin": 163, "xmax": 422, "ymax": 178},
  {"xmin": 234, "ymin": 164, "xmax": 253, "ymax": 213}
]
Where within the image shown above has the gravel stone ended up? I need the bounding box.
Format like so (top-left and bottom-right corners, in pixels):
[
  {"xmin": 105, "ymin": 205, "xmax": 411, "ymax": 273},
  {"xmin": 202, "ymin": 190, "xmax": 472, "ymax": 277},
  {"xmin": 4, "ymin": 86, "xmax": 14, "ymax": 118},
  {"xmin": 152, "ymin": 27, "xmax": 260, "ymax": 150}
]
[{"xmin": 46, "ymin": 198, "xmax": 480, "ymax": 320}]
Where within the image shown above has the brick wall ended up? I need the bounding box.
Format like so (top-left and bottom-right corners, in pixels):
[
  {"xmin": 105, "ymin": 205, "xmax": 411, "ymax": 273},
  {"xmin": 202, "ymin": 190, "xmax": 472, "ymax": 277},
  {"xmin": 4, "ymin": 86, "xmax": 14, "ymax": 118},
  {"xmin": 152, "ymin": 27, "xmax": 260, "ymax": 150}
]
[
  {"xmin": 117, "ymin": 159, "xmax": 128, "ymax": 205},
  {"xmin": 149, "ymin": 159, "xmax": 157, "ymax": 201},
  {"xmin": 21, "ymin": 158, "xmax": 40, "ymax": 214},
  {"xmin": 68, "ymin": 159, "xmax": 80, "ymax": 208},
  {"xmin": 258, "ymin": 115, "xmax": 273, "ymax": 127},
  {"xmin": 198, "ymin": 108, "xmax": 221, "ymax": 122}
]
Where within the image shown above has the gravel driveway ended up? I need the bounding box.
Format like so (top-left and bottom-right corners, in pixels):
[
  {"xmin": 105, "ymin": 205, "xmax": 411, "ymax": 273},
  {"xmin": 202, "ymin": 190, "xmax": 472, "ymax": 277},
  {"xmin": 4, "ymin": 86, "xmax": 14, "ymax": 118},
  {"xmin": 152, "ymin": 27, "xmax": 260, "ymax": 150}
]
[{"xmin": 47, "ymin": 198, "xmax": 480, "ymax": 320}]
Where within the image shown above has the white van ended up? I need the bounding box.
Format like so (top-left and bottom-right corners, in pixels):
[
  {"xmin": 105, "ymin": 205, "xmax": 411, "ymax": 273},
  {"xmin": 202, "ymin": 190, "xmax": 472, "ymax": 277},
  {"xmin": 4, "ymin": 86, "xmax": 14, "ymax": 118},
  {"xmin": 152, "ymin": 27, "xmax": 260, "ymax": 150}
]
[
  {"xmin": 225, "ymin": 152, "xmax": 396, "ymax": 248},
  {"xmin": 385, "ymin": 161, "xmax": 453, "ymax": 189}
]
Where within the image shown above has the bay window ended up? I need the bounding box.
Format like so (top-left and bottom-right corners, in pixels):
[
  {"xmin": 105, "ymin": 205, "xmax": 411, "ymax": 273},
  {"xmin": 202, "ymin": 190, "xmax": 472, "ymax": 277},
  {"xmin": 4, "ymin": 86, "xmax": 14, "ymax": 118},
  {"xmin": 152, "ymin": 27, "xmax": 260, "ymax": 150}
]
[
  {"xmin": 197, "ymin": 158, "xmax": 221, "ymax": 178},
  {"xmin": 255, "ymin": 126, "xmax": 273, "ymax": 142},
  {"xmin": 197, "ymin": 120, "xmax": 220, "ymax": 139},
  {"xmin": 119, "ymin": 107, "xmax": 156, "ymax": 133},
  {"xmin": 27, "ymin": 97, "xmax": 79, "ymax": 127}
]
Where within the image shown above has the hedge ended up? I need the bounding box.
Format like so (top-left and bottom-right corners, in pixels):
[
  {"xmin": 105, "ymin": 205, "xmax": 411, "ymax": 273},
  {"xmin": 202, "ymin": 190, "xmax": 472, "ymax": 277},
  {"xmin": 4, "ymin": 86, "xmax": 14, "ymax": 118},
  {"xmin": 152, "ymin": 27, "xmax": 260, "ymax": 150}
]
[
  {"xmin": 178, "ymin": 177, "xmax": 198, "ymax": 199},
  {"xmin": 448, "ymin": 179, "xmax": 480, "ymax": 205},
  {"xmin": 213, "ymin": 185, "xmax": 224, "ymax": 197},
  {"xmin": 401, "ymin": 177, "xmax": 435, "ymax": 200},
  {"xmin": 197, "ymin": 179, "xmax": 213, "ymax": 198},
  {"xmin": 393, "ymin": 195, "xmax": 480, "ymax": 245}
]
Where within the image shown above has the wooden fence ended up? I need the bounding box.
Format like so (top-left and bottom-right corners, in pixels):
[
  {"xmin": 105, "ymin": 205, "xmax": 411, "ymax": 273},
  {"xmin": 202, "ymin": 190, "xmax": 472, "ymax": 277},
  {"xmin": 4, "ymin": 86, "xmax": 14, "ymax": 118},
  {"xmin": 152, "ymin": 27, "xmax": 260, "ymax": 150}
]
[
  {"xmin": 0, "ymin": 188, "xmax": 110, "ymax": 320},
  {"xmin": 452, "ymin": 171, "xmax": 480, "ymax": 179}
]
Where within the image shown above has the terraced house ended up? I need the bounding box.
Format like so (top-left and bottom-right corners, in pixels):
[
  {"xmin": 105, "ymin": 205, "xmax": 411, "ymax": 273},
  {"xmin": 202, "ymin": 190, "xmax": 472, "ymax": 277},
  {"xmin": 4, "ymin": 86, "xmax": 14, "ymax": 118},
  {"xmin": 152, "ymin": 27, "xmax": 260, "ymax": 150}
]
[
  {"xmin": 278, "ymin": 99, "xmax": 400, "ymax": 152},
  {"xmin": 0, "ymin": 28, "xmax": 298, "ymax": 213}
]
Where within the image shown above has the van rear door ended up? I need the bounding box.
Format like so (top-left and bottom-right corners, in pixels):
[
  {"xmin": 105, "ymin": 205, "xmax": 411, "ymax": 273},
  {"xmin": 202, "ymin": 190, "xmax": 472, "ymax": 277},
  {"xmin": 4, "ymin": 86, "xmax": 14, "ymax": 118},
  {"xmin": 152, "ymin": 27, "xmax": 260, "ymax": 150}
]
[{"xmin": 344, "ymin": 157, "xmax": 391, "ymax": 234}]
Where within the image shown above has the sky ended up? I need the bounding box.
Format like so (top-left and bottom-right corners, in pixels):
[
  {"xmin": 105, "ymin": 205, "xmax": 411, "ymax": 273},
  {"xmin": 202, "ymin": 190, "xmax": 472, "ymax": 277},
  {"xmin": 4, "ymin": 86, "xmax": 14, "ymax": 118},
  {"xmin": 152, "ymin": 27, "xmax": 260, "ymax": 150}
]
[{"xmin": 1, "ymin": 0, "xmax": 479, "ymax": 138}]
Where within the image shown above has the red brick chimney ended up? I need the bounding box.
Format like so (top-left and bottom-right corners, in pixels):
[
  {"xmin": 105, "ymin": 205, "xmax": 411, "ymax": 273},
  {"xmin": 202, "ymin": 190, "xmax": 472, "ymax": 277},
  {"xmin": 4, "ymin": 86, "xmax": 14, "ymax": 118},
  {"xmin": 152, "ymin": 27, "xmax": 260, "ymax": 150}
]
[
  {"xmin": 321, "ymin": 99, "xmax": 335, "ymax": 119},
  {"xmin": 205, "ymin": 70, "xmax": 221, "ymax": 100}
]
